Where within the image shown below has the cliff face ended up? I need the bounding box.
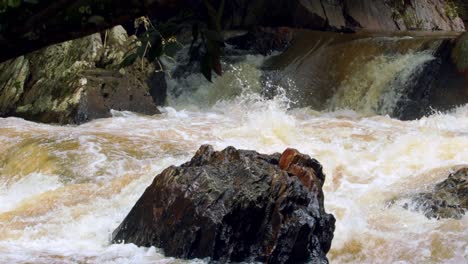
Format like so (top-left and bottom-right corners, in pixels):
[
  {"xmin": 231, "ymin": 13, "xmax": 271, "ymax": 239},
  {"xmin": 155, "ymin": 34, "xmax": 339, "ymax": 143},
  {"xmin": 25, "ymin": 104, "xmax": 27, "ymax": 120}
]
[{"xmin": 224, "ymin": 0, "xmax": 465, "ymax": 32}]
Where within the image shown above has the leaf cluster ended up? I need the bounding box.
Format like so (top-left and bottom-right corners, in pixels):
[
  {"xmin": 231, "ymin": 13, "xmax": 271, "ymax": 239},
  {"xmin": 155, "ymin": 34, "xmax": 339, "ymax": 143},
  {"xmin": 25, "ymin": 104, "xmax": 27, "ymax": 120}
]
[
  {"xmin": 191, "ymin": 0, "xmax": 225, "ymax": 82},
  {"xmin": 120, "ymin": 14, "xmax": 186, "ymax": 69},
  {"xmin": 120, "ymin": 0, "xmax": 226, "ymax": 82}
]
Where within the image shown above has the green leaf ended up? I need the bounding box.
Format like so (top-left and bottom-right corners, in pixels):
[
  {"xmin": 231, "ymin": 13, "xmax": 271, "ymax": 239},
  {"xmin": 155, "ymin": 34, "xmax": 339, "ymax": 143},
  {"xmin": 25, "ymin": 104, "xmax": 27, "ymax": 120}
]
[
  {"xmin": 206, "ymin": 39, "xmax": 221, "ymax": 57},
  {"xmin": 136, "ymin": 43, "xmax": 147, "ymax": 58},
  {"xmin": 147, "ymin": 38, "xmax": 163, "ymax": 62},
  {"xmin": 164, "ymin": 41, "xmax": 182, "ymax": 57},
  {"xmin": 158, "ymin": 21, "xmax": 178, "ymax": 38},
  {"xmin": 216, "ymin": 0, "xmax": 225, "ymax": 30},
  {"xmin": 121, "ymin": 45, "xmax": 138, "ymax": 60},
  {"xmin": 201, "ymin": 53, "xmax": 212, "ymax": 82},
  {"xmin": 189, "ymin": 43, "xmax": 201, "ymax": 62},
  {"xmin": 192, "ymin": 22, "xmax": 199, "ymax": 43},
  {"xmin": 203, "ymin": 30, "xmax": 224, "ymax": 43},
  {"xmin": 212, "ymin": 58, "xmax": 222, "ymax": 76},
  {"xmin": 120, "ymin": 53, "xmax": 138, "ymax": 68},
  {"xmin": 208, "ymin": 42, "xmax": 222, "ymax": 76},
  {"xmin": 189, "ymin": 23, "xmax": 200, "ymax": 58},
  {"xmin": 203, "ymin": 0, "xmax": 217, "ymax": 18}
]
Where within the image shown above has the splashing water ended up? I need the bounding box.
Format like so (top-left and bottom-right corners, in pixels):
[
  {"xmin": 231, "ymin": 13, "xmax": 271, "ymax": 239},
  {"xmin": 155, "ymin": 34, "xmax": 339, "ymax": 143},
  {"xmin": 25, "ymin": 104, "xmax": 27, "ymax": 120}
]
[
  {"xmin": 1, "ymin": 41, "xmax": 468, "ymax": 264},
  {"xmin": 328, "ymin": 52, "xmax": 435, "ymax": 115}
]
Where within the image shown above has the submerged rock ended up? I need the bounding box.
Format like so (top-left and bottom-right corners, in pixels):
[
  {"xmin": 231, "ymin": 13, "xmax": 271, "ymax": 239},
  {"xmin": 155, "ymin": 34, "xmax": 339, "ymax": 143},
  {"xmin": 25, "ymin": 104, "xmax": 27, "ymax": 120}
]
[
  {"xmin": 0, "ymin": 25, "xmax": 165, "ymax": 124},
  {"xmin": 402, "ymin": 167, "xmax": 467, "ymax": 220},
  {"xmin": 112, "ymin": 145, "xmax": 335, "ymax": 263}
]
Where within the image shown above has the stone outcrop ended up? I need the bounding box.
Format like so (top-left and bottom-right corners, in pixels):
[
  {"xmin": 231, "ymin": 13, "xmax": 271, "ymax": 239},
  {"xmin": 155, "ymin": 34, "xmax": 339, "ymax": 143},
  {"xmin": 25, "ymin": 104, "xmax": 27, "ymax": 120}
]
[
  {"xmin": 223, "ymin": 0, "xmax": 465, "ymax": 32},
  {"xmin": 408, "ymin": 167, "xmax": 467, "ymax": 219},
  {"xmin": 112, "ymin": 145, "xmax": 335, "ymax": 264},
  {"xmin": 0, "ymin": 26, "xmax": 165, "ymax": 124}
]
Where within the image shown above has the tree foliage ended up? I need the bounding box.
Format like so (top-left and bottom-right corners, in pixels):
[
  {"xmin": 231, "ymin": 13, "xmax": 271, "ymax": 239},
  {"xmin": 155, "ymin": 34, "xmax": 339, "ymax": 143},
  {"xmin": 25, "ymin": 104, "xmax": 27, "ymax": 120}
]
[{"xmin": 121, "ymin": 0, "xmax": 225, "ymax": 82}]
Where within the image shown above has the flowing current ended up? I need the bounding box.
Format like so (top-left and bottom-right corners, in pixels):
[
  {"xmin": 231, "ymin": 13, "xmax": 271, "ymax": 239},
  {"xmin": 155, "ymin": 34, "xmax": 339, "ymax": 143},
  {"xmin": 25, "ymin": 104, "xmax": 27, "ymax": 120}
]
[{"xmin": 1, "ymin": 36, "xmax": 468, "ymax": 263}]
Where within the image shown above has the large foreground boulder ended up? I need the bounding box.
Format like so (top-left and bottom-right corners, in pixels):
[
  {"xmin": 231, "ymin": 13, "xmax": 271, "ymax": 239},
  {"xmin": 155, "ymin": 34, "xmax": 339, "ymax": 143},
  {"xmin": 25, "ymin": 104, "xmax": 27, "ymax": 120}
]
[{"xmin": 112, "ymin": 145, "xmax": 335, "ymax": 263}]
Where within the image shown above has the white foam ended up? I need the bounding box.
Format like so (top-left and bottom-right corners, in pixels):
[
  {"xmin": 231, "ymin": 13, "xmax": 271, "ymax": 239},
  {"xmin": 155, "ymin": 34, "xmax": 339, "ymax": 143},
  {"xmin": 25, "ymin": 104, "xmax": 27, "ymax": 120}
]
[{"xmin": 0, "ymin": 173, "xmax": 63, "ymax": 213}]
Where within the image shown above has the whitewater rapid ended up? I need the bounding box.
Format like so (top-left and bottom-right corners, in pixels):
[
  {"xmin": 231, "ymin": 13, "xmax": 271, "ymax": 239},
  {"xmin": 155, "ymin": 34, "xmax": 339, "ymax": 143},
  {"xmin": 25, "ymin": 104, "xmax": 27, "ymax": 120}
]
[
  {"xmin": 1, "ymin": 94, "xmax": 467, "ymax": 263},
  {"xmin": 1, "ymin": 47, "xmax": 468, "ymax": 263}
]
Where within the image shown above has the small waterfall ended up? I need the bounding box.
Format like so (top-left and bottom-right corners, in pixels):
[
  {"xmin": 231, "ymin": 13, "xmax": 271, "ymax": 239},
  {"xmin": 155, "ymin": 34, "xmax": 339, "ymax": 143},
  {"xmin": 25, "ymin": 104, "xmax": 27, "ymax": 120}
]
[
  {"xmin": 263, "ymin": 30, "xmax": 467, "ymax": 119},
  {"xmin": 328, "ymin": 52, "xmax": 435, "ymax": 116}
]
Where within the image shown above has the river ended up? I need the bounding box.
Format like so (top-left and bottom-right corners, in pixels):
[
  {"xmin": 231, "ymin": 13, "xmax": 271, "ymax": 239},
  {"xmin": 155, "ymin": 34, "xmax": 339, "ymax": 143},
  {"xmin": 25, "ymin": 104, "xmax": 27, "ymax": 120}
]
[{"xmin": 0, "ymin": 31, "xmax": 467, "ymax": 263}]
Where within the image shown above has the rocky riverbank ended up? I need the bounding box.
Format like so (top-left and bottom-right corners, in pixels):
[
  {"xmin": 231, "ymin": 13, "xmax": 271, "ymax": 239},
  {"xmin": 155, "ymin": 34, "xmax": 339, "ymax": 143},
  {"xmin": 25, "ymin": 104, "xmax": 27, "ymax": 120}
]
[{"xmin": 0, "ymin": 25, "xmax": 165, "ymax": 124}]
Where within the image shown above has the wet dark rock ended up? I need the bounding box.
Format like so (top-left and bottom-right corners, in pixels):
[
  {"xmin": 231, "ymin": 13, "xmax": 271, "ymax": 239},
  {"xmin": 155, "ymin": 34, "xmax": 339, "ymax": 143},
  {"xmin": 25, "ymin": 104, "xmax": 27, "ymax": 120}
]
[
  {"xmin": 223, "ymin": 0, "xmax": 465, "ymax": 32},
  {"xmin": 112, "ymin": 145, "xmax": 335, "ymax": 264},
  {"xmin": 223, "ymin": 0, "xmax": 346, "ymax": 31},
  {"xmin": 0, "ymin": 26, "xmax": 165, "ymax": 124},
  {"xmin": 405, "ymin": 167, "xmax": 468, "ymax": 219},
  {"xmin": 73, "ymin": 67, "xmax": 161, "ymax": 124},
  {"xmin": 148, "ymin": 71, "xmax": 168, "ymax": 106},
  {"xmin": 396, "ymin": 37, "xmax": 468, "ymax": 120},
  {"xmin": 226, "ymin": 27, "xmax": 293, "ymax": 55},
  {"xmin": 392, "ymin": 49, "xmax": 444, "ymax": 120}
]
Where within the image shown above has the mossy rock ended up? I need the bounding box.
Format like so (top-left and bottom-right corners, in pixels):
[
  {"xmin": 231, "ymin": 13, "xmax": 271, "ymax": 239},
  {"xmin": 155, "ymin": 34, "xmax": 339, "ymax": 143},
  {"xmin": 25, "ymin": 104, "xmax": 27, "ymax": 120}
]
[
  {"xmin": 0, "ymin": 56, "xmax": 29, "ymax": 114},
  {"xmin": 0, "ymin": 25, "xmax": 165, "ymax": 124}
]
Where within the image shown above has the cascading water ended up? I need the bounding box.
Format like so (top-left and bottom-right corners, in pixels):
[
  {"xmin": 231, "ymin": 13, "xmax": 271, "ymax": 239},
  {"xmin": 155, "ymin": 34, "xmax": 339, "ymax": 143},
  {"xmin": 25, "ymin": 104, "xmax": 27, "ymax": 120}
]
[
  {"xmin": 0, "ymin": 31, "xmax": 467, "ymax": 263},
  {"xmin": 264, "ymin": 30, "xmax": 468, "ymax": 119}
]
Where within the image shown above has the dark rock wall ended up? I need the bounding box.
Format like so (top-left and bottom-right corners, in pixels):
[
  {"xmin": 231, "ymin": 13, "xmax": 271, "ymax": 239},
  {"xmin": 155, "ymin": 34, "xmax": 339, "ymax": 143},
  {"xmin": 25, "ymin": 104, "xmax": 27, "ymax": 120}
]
[{"xmin": 224, "ymin": 0, "xmax": 465, "ymax": 32}]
